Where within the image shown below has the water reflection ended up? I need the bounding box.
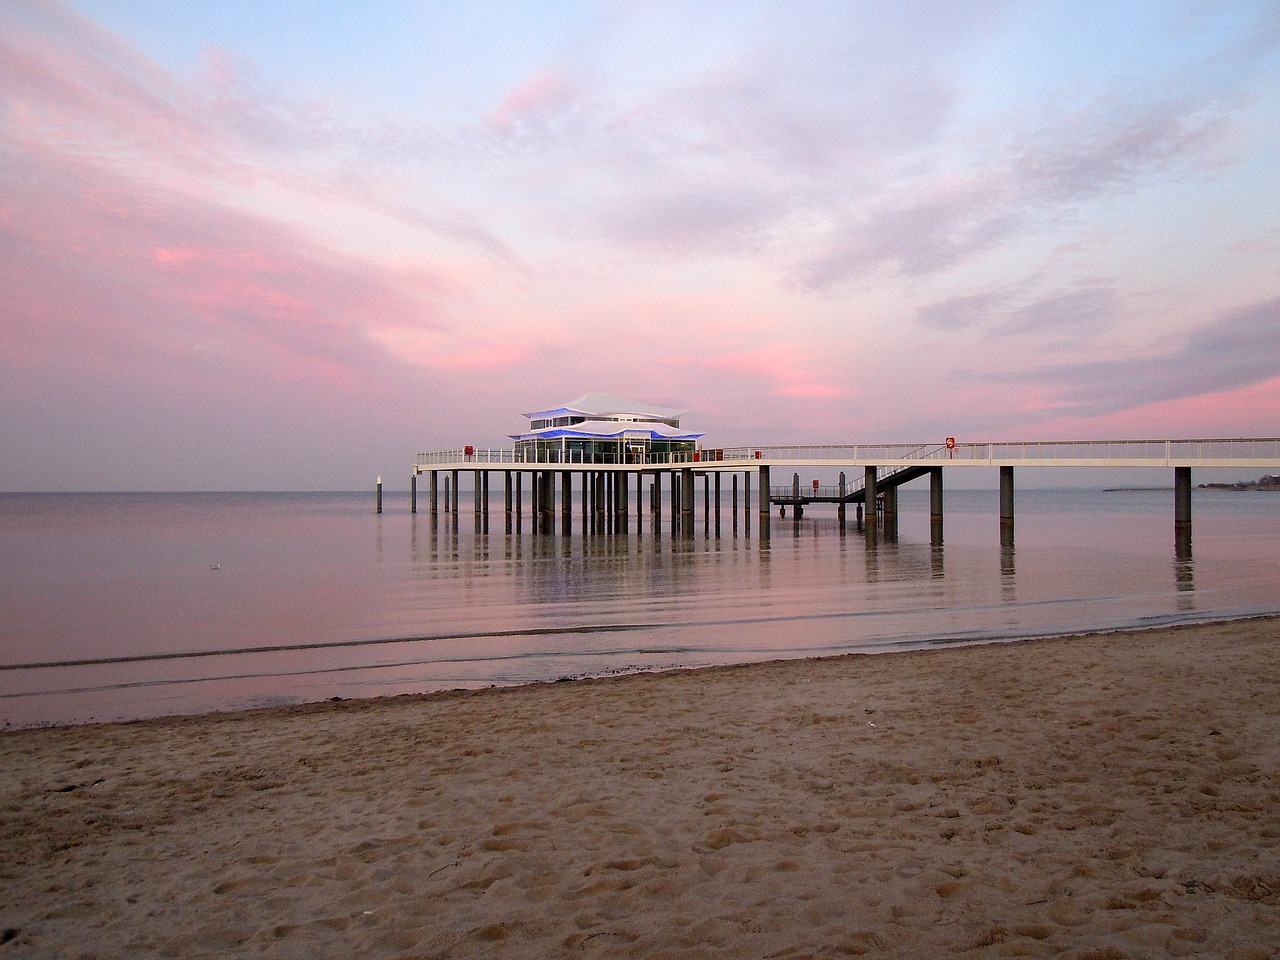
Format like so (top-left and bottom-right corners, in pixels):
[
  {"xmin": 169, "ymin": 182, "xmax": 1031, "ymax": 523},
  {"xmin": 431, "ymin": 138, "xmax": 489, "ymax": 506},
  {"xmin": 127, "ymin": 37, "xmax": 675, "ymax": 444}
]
[
  {"xmin": 1000, "ymin": 524, "xmax": 1016, "ymax": 603},
  {"xmin": 6, "ymin": 489, "xmax": 1278, "ymax": 728},
  {"xmin": 1174, "ymin": 526, "xmax": 1195, "ymax": 608}
]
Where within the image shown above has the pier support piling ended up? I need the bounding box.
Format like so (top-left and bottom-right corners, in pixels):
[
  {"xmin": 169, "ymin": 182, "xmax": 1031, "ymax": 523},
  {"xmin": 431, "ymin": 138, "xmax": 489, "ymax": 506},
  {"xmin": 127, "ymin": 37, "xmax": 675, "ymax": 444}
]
[
  {"xmin": 1174, "ymin": 466, "xmax": 1192, "ymax": 529},
  {"xmin": 410, "ymin": 473, "xmax": 416, "ymax": 514},
  {"xmin": 562, "ymin": 471, "xmax": 573, "ymax": 535},
  {"xmin": 681, "ymin": 468, "xmax": 695, "ymax": 538},
  {"xmin": 930, "ymin": 466, "xmax": 944, "ymax": 543},
  {"xmin": 376, "ymin": 476, "xmax": 382, "ymax": 514},
  {"xmin": 1000, "ymin": 466, "xmax": 1015, "ymax": 542},
  {"xmin": 758, "ymin": 465, "xmax": 770, "ymax": 521},
  {"xmin": 863, "ymin": 466, "xmax": 878, "ymax": 536},
  {"xmin": 703, "ymin": 473, "xmax": 710, "ymax": 535},
  {"xmin": 882, "ymin": 484, "xmax": 898, "ymax": 541},
  {"xmin": 1175, "ymin": 466, "xmax": 1192, "ymax": 551},
  {"xmin": 714, "ymin": 472, "xmax": 721, "ymax": 538}
]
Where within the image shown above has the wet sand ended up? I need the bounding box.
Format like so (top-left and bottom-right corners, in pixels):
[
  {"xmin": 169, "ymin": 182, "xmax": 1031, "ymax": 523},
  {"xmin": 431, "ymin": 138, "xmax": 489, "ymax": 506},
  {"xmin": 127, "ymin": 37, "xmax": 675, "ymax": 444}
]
[{"xmin": 3, "ymin": 618, "xmax": 1279, "ymax": 958}]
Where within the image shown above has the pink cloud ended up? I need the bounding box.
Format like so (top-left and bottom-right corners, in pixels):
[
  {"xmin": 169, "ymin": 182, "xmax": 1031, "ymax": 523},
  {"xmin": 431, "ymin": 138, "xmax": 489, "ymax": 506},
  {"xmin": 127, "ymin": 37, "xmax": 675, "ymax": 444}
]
[
  {"xmin": 487, "ymin": 70, "xmax": 576, "ymax": 131},
  {"xmin": 664, "ymin": 344, "xmax": 851, "ymax": 402},
  {"xmin": 0, "ymin": 141, "xmax": 460, "ymax": 398},
  {"xmin": 1034, "ymin": 377, "xmax": 1280, "ymax": 441},
  {"xmin": 154, "ymin": 246, "xmax": 198, "ymax": 267}
]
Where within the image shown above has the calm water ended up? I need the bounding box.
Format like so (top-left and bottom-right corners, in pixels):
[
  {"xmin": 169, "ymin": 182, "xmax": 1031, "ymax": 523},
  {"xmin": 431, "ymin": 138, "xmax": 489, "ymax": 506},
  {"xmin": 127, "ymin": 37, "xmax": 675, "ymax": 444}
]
[{"xmin": 2, "ymin": 487, "xmax": 1279, "ymax": 727}]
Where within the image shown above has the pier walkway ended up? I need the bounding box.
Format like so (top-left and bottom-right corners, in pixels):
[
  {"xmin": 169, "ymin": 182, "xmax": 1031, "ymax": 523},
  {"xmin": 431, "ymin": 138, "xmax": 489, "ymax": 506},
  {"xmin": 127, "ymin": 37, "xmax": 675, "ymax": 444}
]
[{"xmin": 406, "ymin": 438, "xmax": 1280, "ymax": 543}]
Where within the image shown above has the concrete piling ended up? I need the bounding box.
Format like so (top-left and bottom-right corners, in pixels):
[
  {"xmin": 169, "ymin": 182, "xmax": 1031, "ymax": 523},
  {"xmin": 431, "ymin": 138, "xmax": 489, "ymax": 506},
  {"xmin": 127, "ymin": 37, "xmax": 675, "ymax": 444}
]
[{"xmin": 999, "ymin": 466, "xmax": 1015, "ymax": 529}]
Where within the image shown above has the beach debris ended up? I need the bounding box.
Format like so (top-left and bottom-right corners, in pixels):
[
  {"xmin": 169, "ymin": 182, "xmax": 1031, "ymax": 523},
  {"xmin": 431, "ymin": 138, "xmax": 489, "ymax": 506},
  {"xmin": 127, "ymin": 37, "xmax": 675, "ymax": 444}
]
[
  {"xmin": 48, "ymin": 777, "xmax": 105, "ymax": 794},
  {"xmin": 210, "ymin": 563, "xmax": 222, "ymax": 570}
]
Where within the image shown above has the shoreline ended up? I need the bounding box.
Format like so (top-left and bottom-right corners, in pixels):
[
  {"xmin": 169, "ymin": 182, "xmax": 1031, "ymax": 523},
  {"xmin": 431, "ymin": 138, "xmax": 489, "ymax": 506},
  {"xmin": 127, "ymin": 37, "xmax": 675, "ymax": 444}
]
[
  {"xmin": 4, "ymin": 617, "xmax": 1279, "ymax": 957},
  {"xmin": 7, "ymin": 610, "xmax": 1280, "ymax": 734}
]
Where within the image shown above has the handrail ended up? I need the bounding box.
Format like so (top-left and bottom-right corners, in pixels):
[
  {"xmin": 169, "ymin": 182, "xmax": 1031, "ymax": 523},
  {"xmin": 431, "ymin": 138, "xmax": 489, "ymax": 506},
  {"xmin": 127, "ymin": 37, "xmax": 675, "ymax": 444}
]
[{"xmin": 415, "ymin": 438, "xmax": 1280, "ymax": 470}]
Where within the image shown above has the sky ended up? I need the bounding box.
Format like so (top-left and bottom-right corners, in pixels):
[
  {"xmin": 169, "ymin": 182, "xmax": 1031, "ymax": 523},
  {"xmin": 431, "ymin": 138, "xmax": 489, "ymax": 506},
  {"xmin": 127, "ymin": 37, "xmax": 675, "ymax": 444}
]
[{"xmin": 2, "ymin": 0, "xmax": 1278, "ymax": 491}]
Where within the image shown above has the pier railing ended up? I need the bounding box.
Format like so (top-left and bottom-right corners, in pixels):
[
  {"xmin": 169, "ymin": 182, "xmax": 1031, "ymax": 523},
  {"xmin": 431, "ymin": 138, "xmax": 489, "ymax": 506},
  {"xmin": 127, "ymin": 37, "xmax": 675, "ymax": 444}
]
[
  {"xmin": 416, "ymin": 438, "xmax": 1280, "ymax": 470},
  {"xmin": 415, "ymin": 448, "xmax": 693, "ymax": 467},
  {"xmin": 709, "ymin": 438, "xmax": 1280, "ymax": 466}
]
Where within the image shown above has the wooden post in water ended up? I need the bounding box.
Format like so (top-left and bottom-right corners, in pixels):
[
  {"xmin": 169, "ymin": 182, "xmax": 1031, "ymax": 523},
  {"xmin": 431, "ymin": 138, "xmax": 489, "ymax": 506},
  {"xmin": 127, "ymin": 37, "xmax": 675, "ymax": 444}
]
[
  {"xmin": 562, "ymin": 471, "xmax": 572, "ymax": 535},
  {"xmin": 863, "ymin": 466, "xmax": 877, "ymax": 539},
  {"xmin": 714, "ymin": 472, "xmax": 721, "ymax": 538},
  {"xmin": 999, "ymin": 466, "xmax": 1015, "ymax": 531},
  {"xmin": 930, "ymin": 467, "xmax": 944, "ymax": 543},
  {"xmin": 703, "ymin": 473, "xmax": 710, "ymax": 535},
  {"xmin": 1175, "ymin": 466, "xmax": 1192, "ymax": 555},
  {"xmin": 543, "ymin": 471, "xmax": 555, "ymax": 533},
  {"xmin": 882, "ymin": 483, "xmax": 898, "ymax": 541},
  {"xmin": 758, "ymin": 465, "xmax": 770, "ymax": 523},
  {"xmin": 681, "ymin": 468, "xmax": 695, "ymax": 538}
]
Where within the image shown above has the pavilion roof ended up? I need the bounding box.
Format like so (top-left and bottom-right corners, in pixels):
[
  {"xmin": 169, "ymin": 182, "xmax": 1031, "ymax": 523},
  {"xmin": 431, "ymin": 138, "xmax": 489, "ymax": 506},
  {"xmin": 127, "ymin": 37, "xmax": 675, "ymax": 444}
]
[
  {"xmin": 522, "ymin": 392, "xmax": 688, "ymax": 422},
  {"xmin": 511, "ymin": 419, "xmax": 703, "ymax": 442}
]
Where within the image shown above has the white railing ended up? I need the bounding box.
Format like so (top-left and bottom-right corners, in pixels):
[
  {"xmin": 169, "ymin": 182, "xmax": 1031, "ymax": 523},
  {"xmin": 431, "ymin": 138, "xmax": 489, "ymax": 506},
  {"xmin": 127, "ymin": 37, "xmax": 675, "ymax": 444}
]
[
  {"xmin": 416, "ymin": 448, "xmax": 693, "ymax": 467},
  {"xmin": 416, "ymin": 438, "xmax": 1280, "ymax": 470}
]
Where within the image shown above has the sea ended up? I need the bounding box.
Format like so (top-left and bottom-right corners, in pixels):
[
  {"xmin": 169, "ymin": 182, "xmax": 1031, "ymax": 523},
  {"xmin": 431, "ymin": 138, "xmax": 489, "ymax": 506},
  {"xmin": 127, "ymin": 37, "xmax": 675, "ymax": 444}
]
[{"xmin": 2, "ymin": 486, "xmax": 1278, "ymax": 728}]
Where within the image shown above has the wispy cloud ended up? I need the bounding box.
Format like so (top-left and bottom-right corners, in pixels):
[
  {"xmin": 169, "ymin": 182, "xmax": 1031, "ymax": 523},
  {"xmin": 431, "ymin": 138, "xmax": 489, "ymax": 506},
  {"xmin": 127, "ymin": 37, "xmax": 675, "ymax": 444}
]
[
  {"xmin": 982, "ymin": 296, "xmax": 1280, "ymax": 417},
  {"xmin": 2, "ymin": 0, "xmax": 1278, "ymax": 487},
  {"xmin": 799, "ymin": 92, "xmax": 1239, "ymax": 287}
]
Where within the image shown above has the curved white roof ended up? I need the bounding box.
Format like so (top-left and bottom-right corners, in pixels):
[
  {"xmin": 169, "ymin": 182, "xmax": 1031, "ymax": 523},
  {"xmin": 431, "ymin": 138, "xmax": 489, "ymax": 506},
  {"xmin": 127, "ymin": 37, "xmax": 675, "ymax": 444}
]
[
  {"xmin": 511, "ymin": 419, "xmax": 704, "ymax": 442},
  {"xmin": 523, "ymin": 392, "xmax": 688, "ymax": 421}
]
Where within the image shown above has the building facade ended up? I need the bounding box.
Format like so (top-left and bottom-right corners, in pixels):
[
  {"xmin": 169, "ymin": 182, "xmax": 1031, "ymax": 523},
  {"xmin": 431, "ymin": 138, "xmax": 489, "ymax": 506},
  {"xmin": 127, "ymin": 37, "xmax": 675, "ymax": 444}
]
[{"xmin": 511, "ymin": 393, "xmax": 704, "ymax": 464}]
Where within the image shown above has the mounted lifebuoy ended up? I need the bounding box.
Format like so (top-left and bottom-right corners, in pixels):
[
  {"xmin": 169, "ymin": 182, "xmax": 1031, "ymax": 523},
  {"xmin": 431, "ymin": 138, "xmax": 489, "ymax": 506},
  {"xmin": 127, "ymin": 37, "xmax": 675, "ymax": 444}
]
[{"xmin": 945, "ymin": 437, "xmax": 955, "ymax": 449}]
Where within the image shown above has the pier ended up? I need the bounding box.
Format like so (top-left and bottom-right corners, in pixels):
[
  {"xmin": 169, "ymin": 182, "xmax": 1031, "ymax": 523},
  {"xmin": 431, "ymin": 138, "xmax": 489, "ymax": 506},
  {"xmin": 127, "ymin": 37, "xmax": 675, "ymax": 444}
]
[{"xmin": 407, "ymin": 438, "xmax": 1280, "ymax": 547}]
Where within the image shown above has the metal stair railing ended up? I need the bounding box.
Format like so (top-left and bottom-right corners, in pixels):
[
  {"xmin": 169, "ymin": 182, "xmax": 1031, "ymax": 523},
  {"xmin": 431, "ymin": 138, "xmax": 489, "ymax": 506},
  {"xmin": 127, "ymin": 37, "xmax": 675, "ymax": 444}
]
[{"xmin": 770, "ymin": 445, "xmax": 947, "ymax": 501}]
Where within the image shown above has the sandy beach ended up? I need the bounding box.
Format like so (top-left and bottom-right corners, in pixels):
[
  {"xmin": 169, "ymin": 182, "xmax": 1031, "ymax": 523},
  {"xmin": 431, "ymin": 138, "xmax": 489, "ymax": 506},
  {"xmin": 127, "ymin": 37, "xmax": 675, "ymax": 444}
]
[{"xmin": 3, "ymin": 618, "xmax": 1279, "ymax": 959}]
